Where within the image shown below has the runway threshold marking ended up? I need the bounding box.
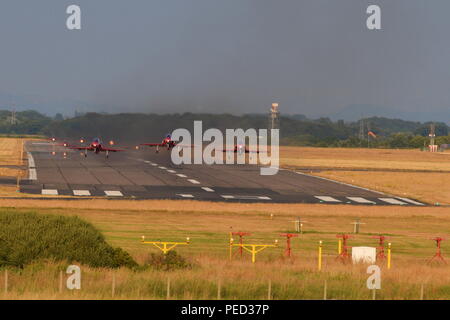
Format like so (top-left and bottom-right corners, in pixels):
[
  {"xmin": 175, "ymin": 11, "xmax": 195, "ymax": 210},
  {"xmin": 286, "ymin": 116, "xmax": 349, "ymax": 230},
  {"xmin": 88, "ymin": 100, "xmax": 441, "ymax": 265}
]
[
  {"xmin": 104, "ymin": 190, "xmax": 123, "ymax": 197},
  {"xmin": 378, "ymin": 198, "xmax": 407, "ymax": 205},
  {"xmin": 201, "ymin": 187, "xmax": 215, "ymax": 192},
  {"xmin": 396, "ymin": 197, "xmax": 424, "ymax": 206},
  {"xmin": 188, "ymin": 179, "xmax": 201, "ymax": 184},
  {"xmin": 315, "ymin": 196, "xmax": 341, "ymax": 203},
  {"xmin": 42, "ymin": 189, "xmax": 58, "ymax": 195},
  {"xmin": 347, "ymin": 197, "xmax": 376, "ymax": 204},
  {"xmin": 177, "ymin": 194, "xmax": 194, "ymax": 198},
  {"xmin": 73, "ymin": 190, "xmax": 91, "ymax": 196},
  {"xmin": 221, "ymin": 195, "xmax": 272, "ymax": 200}
]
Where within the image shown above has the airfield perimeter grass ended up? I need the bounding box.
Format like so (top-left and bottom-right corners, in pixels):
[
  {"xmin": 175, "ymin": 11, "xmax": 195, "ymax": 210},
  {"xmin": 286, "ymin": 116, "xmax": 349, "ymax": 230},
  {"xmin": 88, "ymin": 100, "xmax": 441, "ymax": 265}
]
[
  {"xmin": 0, "ymin": 201, "xmax": 449, "ymax": 299},
  {"xmin": 280, "ymin": 146, "xmax": 450, "ymax": 205}
]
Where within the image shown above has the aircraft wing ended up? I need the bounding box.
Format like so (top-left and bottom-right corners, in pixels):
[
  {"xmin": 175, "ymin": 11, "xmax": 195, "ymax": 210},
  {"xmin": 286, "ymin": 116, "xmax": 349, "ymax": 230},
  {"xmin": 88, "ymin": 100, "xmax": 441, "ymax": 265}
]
[
  {"xmin": 140, "ymin": 143, "xmax": 165, "ymax": 147},
  {"xmin": 101, "ymin": 147, "xmax": 125, "ymax": 152},
  {"xmin": 69, "ymin": 146, "xmax": 94, "ymax": 151}
]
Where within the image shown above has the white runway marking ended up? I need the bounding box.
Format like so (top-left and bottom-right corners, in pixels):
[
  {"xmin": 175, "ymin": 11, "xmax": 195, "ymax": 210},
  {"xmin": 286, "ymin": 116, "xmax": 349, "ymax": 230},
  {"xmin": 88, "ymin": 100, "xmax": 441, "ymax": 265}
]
[
  {"xmin": 27, "ymin": 152, "xmax": 35, "ymax": 168},
  {"xmin": 188, "ymin": 179, "xmax": 201, "ymax": 184},
  {"xmin": 379, "ymin": 198, "xmax": 407, "ymax": 205},
  {"xmin": 158, "ymin": 166, "xmax": 167, "ymax": 170},
  {"xmin": 395, "ymin": 197, "xmax": 424, "ymax": 206},
  {"xmin": 73, "ymin": 190, "xmax": 91, "ymax": 196},
  {"xmin": 201, "ymin": 187, "xmax": 215, "ymax": 192},
  {"xmin": 28, "ymin": 168, "xmax": 37, "ymax": 180},
  {"xmin": 167, "ymin": 170, "xmax": 176, "ymax": 173},
  {"xmin": 151, "ymin": 163, "xmax": 158, "ymax": 166},
  {"xmin": 347, "ymin": 197, "xmax": 376, "ymax": 204},
  {"xmin": 315, "ymin": 196, "xmax": 341, "ymax": 203},
  {"xmin": 176, "ymin": 174, "xmax": 187, "ymax": 178},
  {"xmin": 221, "ymin": 195, "xmax": 235, "ymax": 199},
  {"xmin": 177, "ymin": 194, "xmax": 194, "ymax": 198},
  {"xmin": 104, "ymin": 190, "xmax": 123, "ymax": 197},
  {"xmin": 221, "ymin": 195, "xmax": 272, "ymax": 200},
  {"xmin": 42, "ymin": 189, "xmax": 58, "ymax": 195}
]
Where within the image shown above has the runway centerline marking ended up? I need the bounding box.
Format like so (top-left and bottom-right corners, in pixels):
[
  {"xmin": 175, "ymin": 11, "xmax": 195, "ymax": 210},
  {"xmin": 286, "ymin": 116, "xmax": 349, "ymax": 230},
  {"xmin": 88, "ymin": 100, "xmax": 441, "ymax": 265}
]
[
  {"xmin": 315, "ymin": 196, "xmax": 341, "ymax": 203},
  {"xmin": 201, "ymin": 187, "xmax": 215, "ymax": 192},
  {"xmin": 73, "ymin": 190, "xmax": 91, "ymax": 196},
  {"xmin": 104, "ymin": 190, "xmax": 123, "ymax": 197},
  {"xmin": 188, "ymin": 179, "xmax": 201, "ymax": 184},
  {"xmin": 176, "ymin": 174, "xmax": 187, "ymax": 178},
  {"xmin": 158, "ymin": 166, "xmax": 167, "ymax": 170},
  {"xmin": 167, "ymin": 170, "xmax": 176, "ymax": 173},
  {"xmin": 42, "ymin": 189, "xmax": 58, "ymax": 195}
]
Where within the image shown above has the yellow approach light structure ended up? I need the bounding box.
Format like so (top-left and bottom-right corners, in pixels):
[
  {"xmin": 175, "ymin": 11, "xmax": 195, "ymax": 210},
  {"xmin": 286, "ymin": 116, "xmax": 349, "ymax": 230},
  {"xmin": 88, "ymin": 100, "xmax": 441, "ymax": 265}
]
[
  {"xmin": 230, "ymin": 237, "xmax": 278, "ymax": 263},
  {"xmin": 141, "ymin": 236, "xmax": 190, "ymax": 255}
]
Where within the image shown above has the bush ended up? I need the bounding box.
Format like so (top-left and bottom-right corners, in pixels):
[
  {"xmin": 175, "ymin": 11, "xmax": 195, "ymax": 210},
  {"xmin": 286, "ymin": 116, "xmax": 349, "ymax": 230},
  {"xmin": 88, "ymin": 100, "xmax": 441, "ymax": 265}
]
[
  {"xmin": 145, "ymin": 251, "xmax": 193, "ymax": 271},
  {"xmin": 0, "ymin": 211, "xmax": 137, "ymax": 269}
]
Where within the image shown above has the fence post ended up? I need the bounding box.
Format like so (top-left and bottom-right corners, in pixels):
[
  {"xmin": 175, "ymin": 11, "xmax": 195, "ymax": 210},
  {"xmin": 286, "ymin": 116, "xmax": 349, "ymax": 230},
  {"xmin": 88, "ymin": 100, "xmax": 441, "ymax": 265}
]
[
  {"xmin": 267, "ymin": 280, "xmax": 272, "ymax": 300},
  {"xmin": 166, "ymin": 278, "xmax": 171, "ymax": 300},
  {"xmin": 420, "ymin": 284, "xmax": 424, "ymax": 300},
  {"xmin": 323, "ymin": 280, "xmax": 327, "ymax": 300},
  {"xmin": 59, "ymin": 270, "xmax": 63, "ymax": 293},
  {"xmin": 217, "ymin": 280, "xmax": 221, "ymax": 300},
  {"xmin": 112, "ymin": 274, "xmax": 116, "ymax": 298},
  {"xmin": 4, "ymin": 270, "xmax": 8, "ymax": 294}
]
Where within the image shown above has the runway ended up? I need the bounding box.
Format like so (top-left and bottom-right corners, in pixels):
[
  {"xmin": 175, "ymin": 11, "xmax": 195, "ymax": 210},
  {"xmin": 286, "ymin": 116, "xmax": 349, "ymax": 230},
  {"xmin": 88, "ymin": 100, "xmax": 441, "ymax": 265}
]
[{"xmin": 20, "ymin": 141, "xmax": 426, "ymax": 206}]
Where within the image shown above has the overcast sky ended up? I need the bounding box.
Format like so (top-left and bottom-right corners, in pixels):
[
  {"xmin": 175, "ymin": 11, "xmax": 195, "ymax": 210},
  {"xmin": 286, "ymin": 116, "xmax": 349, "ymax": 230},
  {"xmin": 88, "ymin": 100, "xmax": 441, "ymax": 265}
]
[{"xmin": 0, "ymin": 1, "xmax": 449, "ymax": 118}]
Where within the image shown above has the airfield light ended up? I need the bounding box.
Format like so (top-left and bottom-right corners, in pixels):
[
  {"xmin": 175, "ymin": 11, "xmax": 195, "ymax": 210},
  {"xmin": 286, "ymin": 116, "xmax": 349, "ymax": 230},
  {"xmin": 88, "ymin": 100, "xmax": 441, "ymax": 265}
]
[
  {"xmin": 80, "ymin": 139, "xmax": 84, "ymax": 143},
  {"xmin": 141, "ymin": 237, "xmax": 190, "ymax": 255},
  {"xmin": 387, "ymin": 243, "xmax": 392, "ymax": 269},
  {"xmin": 135, "ymin": 146, "xmax": 139, "ymax": 150},
  {"xmin": 186, "ymin": 237, "xmax": 190, "ymax": 244},
  {"xmin": 318, "ymin": 241, "xmax": 323, "ymax": 271},
  {"xmin": 109, "ymin": 140, "xmax": 114, "ymax": 145}
]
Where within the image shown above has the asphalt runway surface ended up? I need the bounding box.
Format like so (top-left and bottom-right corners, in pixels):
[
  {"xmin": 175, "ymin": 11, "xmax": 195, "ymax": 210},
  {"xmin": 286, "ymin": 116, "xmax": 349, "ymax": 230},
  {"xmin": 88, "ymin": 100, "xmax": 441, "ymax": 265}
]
[{"xmin": 20, "ymin": 141, "xmax": 426, "ymax": 206}]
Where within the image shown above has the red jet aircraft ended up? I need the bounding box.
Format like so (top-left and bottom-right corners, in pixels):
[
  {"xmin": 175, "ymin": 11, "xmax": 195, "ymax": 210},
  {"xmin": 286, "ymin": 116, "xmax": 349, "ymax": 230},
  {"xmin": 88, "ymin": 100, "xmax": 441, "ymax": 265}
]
[
  {"xmin": 137, "ymin": 134, "xmax": 182, "ymax": 153},
  {"xmin": 69, "ymin": 137, "xmax": 124, "ymax": 158}
]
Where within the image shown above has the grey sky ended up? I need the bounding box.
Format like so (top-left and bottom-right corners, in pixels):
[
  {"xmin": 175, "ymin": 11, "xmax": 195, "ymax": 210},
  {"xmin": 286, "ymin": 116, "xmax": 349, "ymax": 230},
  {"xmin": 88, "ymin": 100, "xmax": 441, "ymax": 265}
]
[{"xmin": 0, "ymin": 1, "xmax": 449, "ymax": 119}]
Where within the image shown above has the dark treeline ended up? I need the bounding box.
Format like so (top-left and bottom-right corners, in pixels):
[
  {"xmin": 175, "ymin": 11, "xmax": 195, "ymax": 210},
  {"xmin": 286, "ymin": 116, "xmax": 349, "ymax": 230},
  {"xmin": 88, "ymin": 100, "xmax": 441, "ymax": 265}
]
[{"xmin": 1, "ymin": 110, "xmax": 449, "ymax": 148}]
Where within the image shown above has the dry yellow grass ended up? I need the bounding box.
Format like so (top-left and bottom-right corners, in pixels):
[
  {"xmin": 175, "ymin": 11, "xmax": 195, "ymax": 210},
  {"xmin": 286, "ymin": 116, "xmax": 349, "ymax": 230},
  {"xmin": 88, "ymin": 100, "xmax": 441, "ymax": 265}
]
[
  {"xmin": 280, "ymin": 146, "xmax": 450, "ymax": 204},
  {"xmin": 1, "ymin": 203, "xmax": 450, "ymax": 299},
  {"xmin": 0, "ymin": 138, "xmax": 24, "ymax": 166},
  {"xmin": 281, "ymin": 146, "xmax": 450, "ymax": 171}
]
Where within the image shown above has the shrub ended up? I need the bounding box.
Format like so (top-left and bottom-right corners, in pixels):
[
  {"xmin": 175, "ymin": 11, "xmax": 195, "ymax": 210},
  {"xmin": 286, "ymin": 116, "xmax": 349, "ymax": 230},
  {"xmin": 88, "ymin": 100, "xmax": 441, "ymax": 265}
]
[
  {"xmin": 0, "ymin": 211, "xmax": 137, "ymax": 268},
  {"xmin": 145, "ymin": 251, "xmax": 193, "ymax": 271}
]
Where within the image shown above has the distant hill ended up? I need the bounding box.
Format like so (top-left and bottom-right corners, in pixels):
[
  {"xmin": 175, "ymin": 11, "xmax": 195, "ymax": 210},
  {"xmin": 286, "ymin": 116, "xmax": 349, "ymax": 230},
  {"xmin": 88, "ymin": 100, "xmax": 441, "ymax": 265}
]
[
  {"xmin": 0, "ymin": 109, "xmax": 447, "ymax": 148},
  {"xmin": 326, "ymin": 104, "xmax": 450, "ymax": 124}
]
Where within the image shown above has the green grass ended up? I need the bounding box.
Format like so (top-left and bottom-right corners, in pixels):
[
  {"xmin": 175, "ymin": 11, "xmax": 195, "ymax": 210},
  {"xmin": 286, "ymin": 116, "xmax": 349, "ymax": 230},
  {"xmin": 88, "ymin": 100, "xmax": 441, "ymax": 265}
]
[{"xmin": 0, "ymin": 210, "xmax": 136, "ymax": 268}]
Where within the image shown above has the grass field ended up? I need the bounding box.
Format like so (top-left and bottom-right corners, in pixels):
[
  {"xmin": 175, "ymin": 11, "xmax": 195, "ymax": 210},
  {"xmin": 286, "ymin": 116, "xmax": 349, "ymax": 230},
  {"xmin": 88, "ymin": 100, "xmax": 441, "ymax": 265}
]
[
  {"xmin": 0, "ymin": 203, "xmax": 449, "ymax": 300},
  {"xmin": 280, "ymin": 146, "xmax": 450, "ymax": 205}
]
